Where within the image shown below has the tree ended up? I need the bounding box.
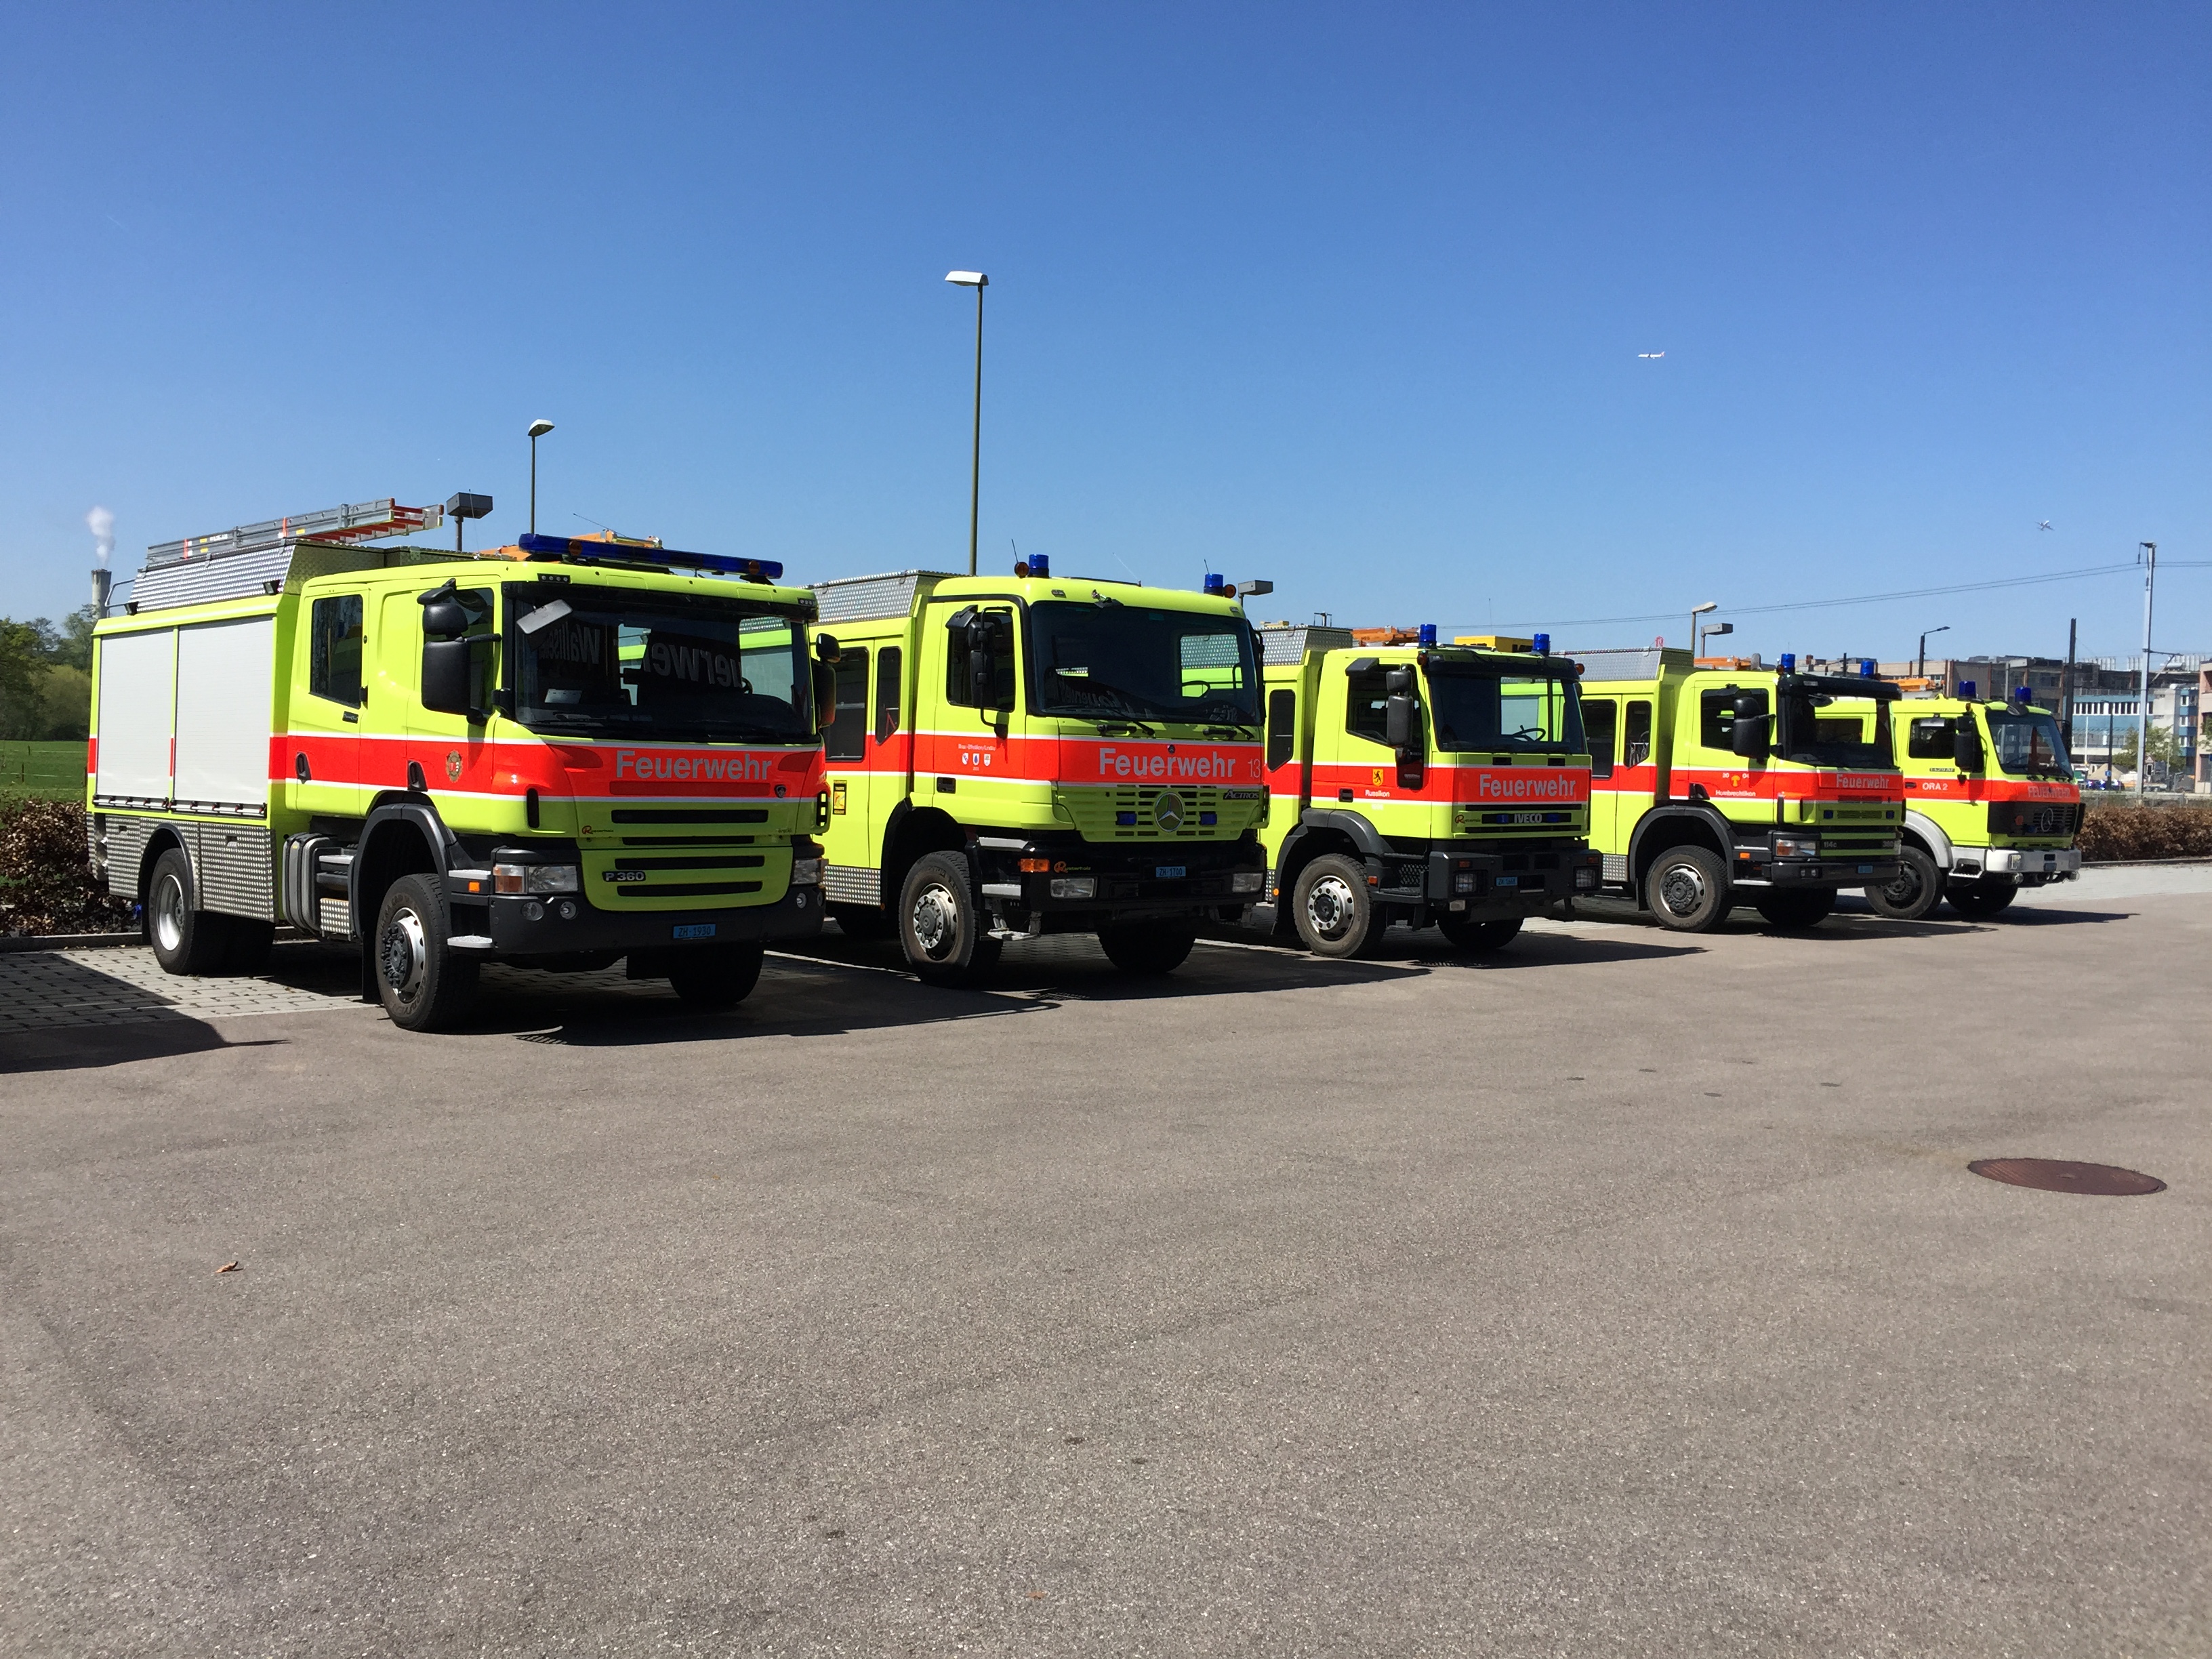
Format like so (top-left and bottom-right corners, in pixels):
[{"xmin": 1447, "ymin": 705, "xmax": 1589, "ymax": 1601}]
[
  {"xmin": 0, "ymin": 620, "xmax": 47, "ymax": 740},
  {"xmin": 0, "ymin": 609, "xmax": 99, "ymax": 739},
  {"xmin": 2110, "ymin": 724, "xmax": 2184, "ymax": 777}
]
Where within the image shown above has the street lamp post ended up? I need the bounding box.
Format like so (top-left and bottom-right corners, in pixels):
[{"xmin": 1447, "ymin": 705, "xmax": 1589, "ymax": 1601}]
[
  {"xmin": 2137, "ymin": 541, "xmax": 2156, "ymax": 796},
  {"xmin": 527, "ymin": 419, "xmax": 555, "ymax": 535},
  {"xmin": 1687, "ymin": 601, "xmax": 1716, "ymax": 657},
  {"xmin": 945, "ymin": 272, "xmax": 988, "ymax": 575},
  {"xmin": 1917, "ymin": 624, "xmax": 1949, "ymax": 680}
]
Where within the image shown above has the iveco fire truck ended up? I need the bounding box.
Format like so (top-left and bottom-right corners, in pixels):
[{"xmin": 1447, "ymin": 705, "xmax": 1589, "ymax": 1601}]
[
  {"xmin": 1571, "ymin": 647, "xmax": 1905, "ymax": 931},
  {"xmin": 1861, "ymin": 680, "xmax": 2083, "ymax": 920},
  {"xmin": 1252, "ymin": 624, "xmax": 1601, "ymax": 956},
  {"xmin": 87, "ymin": 500, "xmax": 829, "ymax": 1030},
  {"xmin": 808, "ymin": 558, "xmax": 1267, "ymax": 983}
]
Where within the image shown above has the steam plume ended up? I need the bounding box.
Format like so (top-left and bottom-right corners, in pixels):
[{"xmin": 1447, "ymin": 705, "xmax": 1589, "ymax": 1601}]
[{"xmin": 87, "ymin": 506, "xmax": 115, "ymax": 567}]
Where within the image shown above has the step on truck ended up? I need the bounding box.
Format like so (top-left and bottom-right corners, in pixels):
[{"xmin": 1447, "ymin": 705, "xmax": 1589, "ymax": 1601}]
[
  {"xmin": 87, "ymin": 501, "xmax": 830, "ymax": 1030},
  {"xmin": 808, "ymin": 557, "xmax": 1268, "ymax": 983},
  {"xmin": 1570, "ymin": 647, "xmax": 1905, "ymax": 931},
  {"xmin": 1862, "ymin": 679, "xmax": 2082, "ymax": 920},
  {"xmin": 1251, "ymin": 624, "xmax": 1601, "ymax": 957}
]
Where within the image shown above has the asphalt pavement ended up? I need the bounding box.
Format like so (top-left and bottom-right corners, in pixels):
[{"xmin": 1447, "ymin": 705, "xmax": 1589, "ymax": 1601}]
[{"xmin": 3, "ymin": 884, "xmax": 2205, "ymax": 1657}]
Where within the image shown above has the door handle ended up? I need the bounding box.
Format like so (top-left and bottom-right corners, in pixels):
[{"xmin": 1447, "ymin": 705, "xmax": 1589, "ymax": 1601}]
[{"xmin": 342, "ymin": 711, "xmax": 359, "ymax": 724}]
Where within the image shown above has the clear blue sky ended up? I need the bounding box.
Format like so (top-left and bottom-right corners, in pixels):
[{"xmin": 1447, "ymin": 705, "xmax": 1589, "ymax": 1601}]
[{"xmin": 3, "ymin": 2, "xmax": 2205, "ymax": 662}]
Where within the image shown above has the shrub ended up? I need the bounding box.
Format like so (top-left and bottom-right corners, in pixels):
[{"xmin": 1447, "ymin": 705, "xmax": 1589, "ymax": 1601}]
[
  {"xmin": 0, "ymin": 797, "xmax": 136, "ymax": 935},
  {"xmin": 2078, "ymin": 802, "xmax": 2212, "ymax": 863}
]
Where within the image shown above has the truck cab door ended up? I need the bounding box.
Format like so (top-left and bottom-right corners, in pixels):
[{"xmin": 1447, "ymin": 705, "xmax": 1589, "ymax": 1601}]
[
  {"xmin": 288, "ymin": 588, "xmax": 367, "ymax": 816},
  {"xmin": 918, "ymin": 600, "xmax": 1019, "ymax": 813},
  {"xmin": 821, "ymin": 643, "xmax": 872, "ymax": 878}
]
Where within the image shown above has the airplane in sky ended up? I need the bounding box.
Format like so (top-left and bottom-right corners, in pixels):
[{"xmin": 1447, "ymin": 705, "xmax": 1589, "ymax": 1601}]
[
  {"xmin": 2039, "ymin": 520, "xmax": 2053, "ymax": 531},
  {"xmin": 1637, "ymin": 351, "xmax": 1665, "ymax": 359}
]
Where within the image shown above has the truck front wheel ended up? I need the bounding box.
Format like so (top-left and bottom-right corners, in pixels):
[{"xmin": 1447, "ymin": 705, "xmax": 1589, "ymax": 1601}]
[
  {"xmin": 1292, "ymin": 854, "xmax": 1382, "ymax": 958},
  {"xmin": 1098, "ymin": 920, "xmax": 1196, "ymax": 975},
  {"xmin": 1864, "ymin": 846, "xmax": 1941, "ymax": 921},
  {"xmin": 1643, "ymin": 845, "xmax": 1729, "ymax": 933},
  {"xmin": 899, "ymin": 851, "xmax": 1002, "ymax": 986},
  {"xmin": 668, "ymin": 943, "xmax": 766, "ymax": 1008},
  {"xmin": 146, "ymin": 847, "xmax": 232, "ymax": 975},
  {"xmin": 373, "ymin": 874, "xmax": 478, "ymax": 1031}
]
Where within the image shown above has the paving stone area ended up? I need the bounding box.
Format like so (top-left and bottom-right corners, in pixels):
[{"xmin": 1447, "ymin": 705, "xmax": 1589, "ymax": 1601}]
[{"xmin": 0, "ymin": 945, "xmax": 365, "ymax": 1034}]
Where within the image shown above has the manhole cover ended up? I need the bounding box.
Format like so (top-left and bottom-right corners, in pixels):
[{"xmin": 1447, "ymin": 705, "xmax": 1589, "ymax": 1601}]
[{"xmin": 1969, "ymin": 1158, "xmax": 2166, "ymax": 1197}]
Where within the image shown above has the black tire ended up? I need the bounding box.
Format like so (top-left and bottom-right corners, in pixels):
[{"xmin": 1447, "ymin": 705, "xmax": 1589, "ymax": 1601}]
[
  {"xmin": 1437, "ymin": 914, "xmax": 1523, "ymax": 953},
  {"xmin": 1291, "ymin": 853, "xmax": 1383, "ymax": 958},
  {"xmin": 144, "ymin": 847, "xmax": 232, "ymax": 975},
  {"xmin": 1864, "ymin": 846, "xmax": 1942, "ymax": 922},
  {"xmin": 898, "ymin": 851, "xmax": 1003, "ymax": 986},
  {"xmin": 373, "ymin": 874, "xmax": 478, "ymax": 1032},
  {"xmin": 1642, "ymin": 844, "xmax": 1729, "ymax": 933},
  {"xmin": 1097, "ymin": 920, "xmax": 1197, "ymax": 975},
  {"xmin": 1753, "ymin": 888, "xmax": 1835, "ymax": 930},
  {"xmin": 831, "ymin": 903, "xmax": 894, "ymax": 941},
  {"xmin": 1946, "ymin": 878, "xmax": 2018, "ymax": 919},
  {"xmin": 668, "ymin": 943, "xmax": 766, "ymax": 1008},
  {"xmin": 220, "ymin": 919, "xmax": 276, "ymax": 974}
]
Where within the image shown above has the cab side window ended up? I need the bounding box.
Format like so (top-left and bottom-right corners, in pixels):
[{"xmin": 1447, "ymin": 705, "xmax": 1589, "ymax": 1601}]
[
  {"xmin": 874, "ymin": 645, "xmax": 902, "ymax": 743},
  {"xmin": 309, "ymin": 595, "xmax": 365, "ymax": 707},
  {"xmin": 1623, "ymin": 700, "xmax": 1653, "ymax": 767},
  {"xmin": 1267, "ymin": 688, "xmax": 1296, "ymax": 770},
  {"xmin": 1699, "ymin": 687, "xmax": 1765, "ymax": 750},
  {"xmin": 945, "ymin": 607, "xmax": 1015, "ymax": 710},
  {"xmin": 826, "ymin": 647, "xmax": 870, "ymax": 762},
  {"xmin": 1584, "ymin": 697, "xmax": 1617, "ymax": 779},
  {"xmin": 1345, "ymin": 668, "xmax": 1389, "ymax": 745},
  {"xmin": 1906, "ymin": 716, "xmax": 1956, "ymax": 759}
]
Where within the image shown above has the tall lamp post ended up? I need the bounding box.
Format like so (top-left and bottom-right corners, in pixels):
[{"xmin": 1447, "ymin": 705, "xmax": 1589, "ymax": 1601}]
[
  {"xmin": 1687, "ymin": 600, "xmax": 1716, "ymax": 657},
  {"xmin": 1917, "ymin": 624, "xmax": 1949, "ymax": 680},
  {"xmin": 945, "ymin": 271, "xmax": 988, "ymax": 575},
  {"xmin": 2137, "ymin": 541, "xmax": 2156, "ymax": 796},
  {"xmin": 527, "ymin": 419, "xmax": 555, "ymax": 535}
]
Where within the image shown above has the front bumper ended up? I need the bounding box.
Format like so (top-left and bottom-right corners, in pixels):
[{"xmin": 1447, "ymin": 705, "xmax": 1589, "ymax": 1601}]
[
  {"xmin": 1417, "ymin": 844, "xmax": 1601, "ymax": 918},
  {"xmin": 975, "ymin": 834, "xmax": 1265, "ymax": 926},
  {"xmin": 1957, "ymin": 845, "xmax": 2080, "ymax": 882},
  {"xmin": 478, "ymin": 880, "xmax": 824, "ymax": 956}
]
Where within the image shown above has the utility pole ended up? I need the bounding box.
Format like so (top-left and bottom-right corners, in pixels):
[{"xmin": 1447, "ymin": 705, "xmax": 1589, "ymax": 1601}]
[
  {"xmin": 2060, "ymin": 618, "xmax": 2076, "ymax": 755},
  {"xmin": 2137, "ymin": 543, "xmax": 2156, "ymax": 796}
]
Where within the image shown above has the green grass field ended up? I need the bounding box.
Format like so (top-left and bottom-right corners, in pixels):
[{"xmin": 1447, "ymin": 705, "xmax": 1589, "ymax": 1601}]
[{"xmin": 0, "ymin": 741, "xmax": 88, "ymax": 801}]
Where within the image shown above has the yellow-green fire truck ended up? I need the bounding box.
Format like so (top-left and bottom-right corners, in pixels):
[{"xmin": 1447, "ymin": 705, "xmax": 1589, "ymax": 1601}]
[
  {"xmin": 88, "ymin": 500, "xmax": 829, "ymax": 1030},
  {"xmin": 1252, "ymin": 624, "xmax": 1601, "ymax": 956},
  {"xmin": 808, "ymin": 557, "xmax": 1267, "ymax": 983},
  {"xmin": 1572, "ymin": 647, "xmax": 1905, "ymax": 931},
  {"xmin": 1861, "ymin": 680, "xmax": 2082, "ymax": 920}
]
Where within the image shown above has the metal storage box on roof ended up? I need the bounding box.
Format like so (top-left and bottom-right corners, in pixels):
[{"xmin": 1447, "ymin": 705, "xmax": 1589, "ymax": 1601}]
[
  {"xmin": 1563, "ymin": 647, "xmax": 1694, "ymax": 680},
  {"xmin": 810, "ymin": 570, "xmax": 958, "ymax": 623},
  {"xmin": 1254, "ymin": 624, "xmax": 1358, "ymax": 665}
]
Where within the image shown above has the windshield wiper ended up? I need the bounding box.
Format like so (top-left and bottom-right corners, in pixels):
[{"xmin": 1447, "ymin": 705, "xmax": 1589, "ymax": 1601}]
[
  {"xmin": 1092, "ymin": 716, "xmax": 1159, "ymax": 737},
  {"xmin": 1200, "ymin": 724, "xmax": 1256, "ymax": 739}
]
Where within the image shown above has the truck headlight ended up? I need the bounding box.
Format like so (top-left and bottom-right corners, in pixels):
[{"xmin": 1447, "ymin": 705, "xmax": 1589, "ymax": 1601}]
[
  {"xmin": 1231, "ymin": 870, "xmax": 1265, "ymax": 893},
  {"xmin": 790, "ymin": 857, "xmax": 823, "ymax": 884},
  {"xmin": 1050, "ymin": 876, "xmax": 1097, "ymax": 899},
  {"xmin": 1771, "ymin": 837, "xmax": 1818, "ymax": 860},
  {"xmin": 495, "ymin": 863, "xmax": 579, "ymax": 893},
  {"xmin": 1452, "ymin": 872, "xmax": 1479, "ymax": 895},
  {"xmin": 1573, "ymin": 865, "xmax": 1599, "ymax": 891}
]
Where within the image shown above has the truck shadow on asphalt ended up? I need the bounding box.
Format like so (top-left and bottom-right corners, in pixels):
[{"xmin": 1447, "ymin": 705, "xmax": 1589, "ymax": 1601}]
[{"xmin": 1, "ymin": 1017, "xmax": 287, "ymax": 1076}]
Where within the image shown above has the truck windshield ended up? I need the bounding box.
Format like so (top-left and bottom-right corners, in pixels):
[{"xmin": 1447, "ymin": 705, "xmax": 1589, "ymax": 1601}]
[
  {"xmin": 1778, "ymin": 692, "xmax": 1894, "ymax": 769},
  {"xmin": 511, "ymin": 586, "xmax": 813, "ymax": 743},
  {"xmin": 1424, "ymin": 666, "xmax": 1586, "ymax": 753},
  {"xmin": 1986, "ymin": 710, "xmax": 2070, "ymax": 777},
  {"xmin": 1030, "ymin": 601, "xmax": 1261, "ymax": 726}
]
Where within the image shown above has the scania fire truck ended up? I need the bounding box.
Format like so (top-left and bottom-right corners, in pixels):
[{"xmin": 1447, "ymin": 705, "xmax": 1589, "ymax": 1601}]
[
  {"xmin": 87, "ymin": 500, "xmax": 829, "ymax": 1030},
  {"xmin": 1252, "ymin": 624, "xmax": 1601, "ymax": 956},
  {"xmin": 808, "ymin": 558, "xmax": 1267, "ymax": 983},
  {"xmin": 1860, "ymin": 681, "xmax": 2082, "ymax": 920},
  {"xmin": 1571, "ymin": 647, "xmax": 1905, "ymax": 931}
]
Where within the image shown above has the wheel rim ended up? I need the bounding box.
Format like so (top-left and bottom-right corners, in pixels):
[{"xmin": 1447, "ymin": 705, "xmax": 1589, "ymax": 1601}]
[
  {"xmin": 910, "ymin": 880, "xmax": 960, "ymax": 961},
  {"xmin": 379, "ymin": 908, "xmax": 428, "ymax": 1006},
  {"xmin": 1656, "ymin": 861, "xmax": 1708, "ymax": 919},
  {"xmin": 1305, "ymin": 874, "xmax": 1357, "ymax": 941},
  {"xmin": 1880, "ymin": 862, "xmax": 1925, "ymax": 909},
  {"xmin": 154, "ymin": 874, "xmax": 186, "ymax": 952}
]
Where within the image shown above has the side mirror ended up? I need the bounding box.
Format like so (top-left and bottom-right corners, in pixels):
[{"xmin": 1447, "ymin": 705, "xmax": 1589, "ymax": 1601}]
[
  {"xmin": 816, "ymin": 632, "xmax": 841, "ymax": 664},
  {"xmin": 418, "ymin": 579, "xmax": 468, "ymax": 641},
  {"xmin": 1730, "ymin": 716, "xmax": 1769, "ymax": 760},
  {"xmin": 968, "ymin": 646, "xmax": 996, "ymax": 703},
  {"xmin": 811, "ymin": 659, "xmax": 837, "ymax": 733},
  {"xmin": 1954, "ymin": 723, "xmax": 1985, "ymax": 770},
  {"xmin": 1385, "ymin": 665, "xmax": 1416, "ymax": 697},
  {"xmin": 421, "ymin": 638, "xmax": 474, "ymax": 718},
  {"xmin": 1385, "ymin": 693, "xmax": 1417, "ymax": 751}
]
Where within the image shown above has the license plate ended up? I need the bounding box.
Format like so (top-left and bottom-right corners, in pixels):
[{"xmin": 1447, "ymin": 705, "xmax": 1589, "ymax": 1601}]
[
  {"xmin": 1155, "ymin": 865, "xmax": 1186, "ymax": 880},
  {"xmin": 1496, "ymin": 875, "xmax": 1519, "ymax": 887},
  {"xmin": 672, "ymin": 923, "xmax": 716, "ymax": 940},
  {"xmin": 1858, "ymin": 864, "xmax": 1874, "ymax": 874}
]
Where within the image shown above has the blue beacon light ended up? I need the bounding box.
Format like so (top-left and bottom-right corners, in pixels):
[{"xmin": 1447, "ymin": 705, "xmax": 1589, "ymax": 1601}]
[
  {"xmin": 1531, "ymin": 632, "xmax": 1549, "ymax": 655},
  {"xmin": 1418, "ymin": 623, "xmax": 1438, "ymax": 647},
  {"xmin": 2013, "ymin": 684, "xmax": 2032, "ymax": 705},
  {"xmin": 1203, "ymin": 572, "xmax": 1225, "ymax": 595},
  {"xmin": 1779, "ymin": 652, "xmax": 1795, "ymax": 673},
  {"xmin": 1959, "ymin": 680, "xmax": 1977, "ymax": 699}
]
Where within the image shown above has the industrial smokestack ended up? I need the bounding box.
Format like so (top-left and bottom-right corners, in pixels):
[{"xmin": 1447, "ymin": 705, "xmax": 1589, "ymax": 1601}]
[{"xmin": 88, "ymin": 506, "xmax": 115, "ymax": 615}]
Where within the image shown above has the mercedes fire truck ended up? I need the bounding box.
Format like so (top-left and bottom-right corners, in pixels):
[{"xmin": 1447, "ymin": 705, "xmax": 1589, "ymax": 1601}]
[
  {"xmin": 808, "ymin": 558, "xmax": 1267, "ymax": 983},
  {"xmin": 87, "ymin": 501, "xmax": 829, "ymax": 1029},
  {"xmin": 1572, "ymin": 647, "xmax": 1905, "ymax": 931},
  {"xmin": 1251, "ymin": 624, "xmax": 1601, "ymax": 956}
]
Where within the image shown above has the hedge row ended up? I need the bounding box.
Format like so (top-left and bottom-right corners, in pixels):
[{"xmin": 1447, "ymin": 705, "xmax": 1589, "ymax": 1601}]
[
  {"xmin": 0, "ymin": 798, "xmax": 136, "ymax": 935},
  {"xmin": 2078, "ymin": 802, "xmax": 2212, "ymax": 863}
]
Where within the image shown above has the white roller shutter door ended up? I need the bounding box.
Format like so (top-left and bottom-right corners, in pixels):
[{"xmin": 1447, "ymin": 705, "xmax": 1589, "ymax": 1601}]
[
  {"xmin": 173, "ymin": 616, "xmax": 276, "ymax": 811},
  {"xmin": 93, "ymin": 628, "xmax": 176, "ymax": 803}
]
